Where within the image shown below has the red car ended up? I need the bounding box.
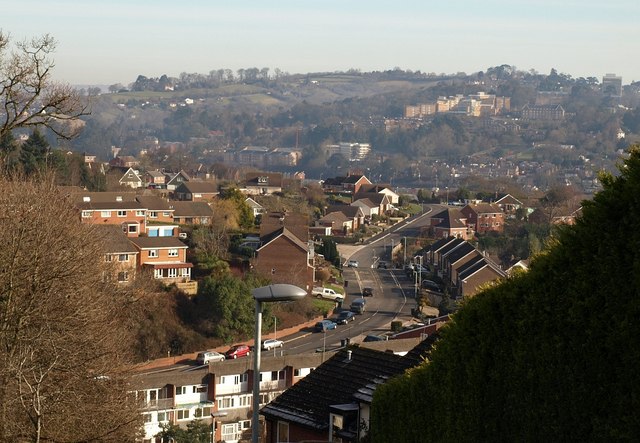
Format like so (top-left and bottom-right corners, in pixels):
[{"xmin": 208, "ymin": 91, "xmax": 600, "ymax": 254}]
[{"xmin": 225, "ymin": 344, "xmax": 251, "ymax": 359}]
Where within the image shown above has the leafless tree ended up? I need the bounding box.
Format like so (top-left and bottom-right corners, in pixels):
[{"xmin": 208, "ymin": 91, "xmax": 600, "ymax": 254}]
[
  {"xmin": 0, "ymin": 176, "xmax": 142, "ymax": 442},
  {"xmin": 0, "ymin": 31, "xmax": 89, "ymax": 140}
]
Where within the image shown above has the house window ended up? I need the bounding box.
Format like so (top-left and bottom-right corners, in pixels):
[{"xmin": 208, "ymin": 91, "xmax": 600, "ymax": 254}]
[
  {"xmin": 143, "ymin": 414, "xmax": 152, "ymax": 423},
  {"xmin": 101, "ymin": 211, "xmax": 112, "ymax": 217},
  {"xmin": 176, "ymin": 386, "xmax": 186, "ymax": 395},
  {"xmin": 117, "ymin": 271, "xmax": 129, "ymax": 283},
  {"xmin": 117, "ymin": 210, "xmax": 127, "ymax": 217},
  {"xmin": 118, "ymin": 254, "xmax": 129, "ymax": 262},
  {"xmin": 194, "ymin": 406, "xmax": 211, "ymax": 418},
  {"xmin": 168, "ymin": 249, "xmax": 179, "ymax": 257},
  {"xmin": 277, "ymin": 421, "xmax": 289, "ymax": 443},
  {"xmin": 148, "ymin": 211, "xmax": 158, "ymax": 219},
  {"xmin": 157, "ymin": 412, "xmax": 168, "ymax": 422},
  {"xmin": 154, "ymin": 269, "xmax": 163, "ymax": 279},
  {"xmin": 148, "ymin": 250, "xmax": 158, "ymax": 258},
  {"xmin": 105, "ymin": 254, "xmax": 113, "ymax": 262},
  {"xmin": 217, "ymin": 397, "xmax": 235, "ymax": 409},
  {"xmin": 168, "ymin": 268, "xmax": 177, "ymax": 278},
  {"xmin": 193, "ymin": 385, "xmax": 207, "ymax": 393},
  {"xmin": 81, "ymin": 210, "xmax": 93, "ymax": 218},
  {"xmin": 127, "ymin": 224, "xmax": 138, "ymax": 234},
  {"xmin": 163, "ymin": 211, "xmax": 171, "ymax": 217},
  {"xmin": 176, "ymin": 409, "xmax": 189, "ymax": 420},
  {"xmin": 294, "ymin": 369, "xmax": 300, "ymax": 377},
  {"xmin": 136, "ymin": 210, "xmax": 145, "ymax": 216}
]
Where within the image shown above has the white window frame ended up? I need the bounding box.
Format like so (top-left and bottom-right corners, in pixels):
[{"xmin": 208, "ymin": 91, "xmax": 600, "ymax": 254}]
[
  {"xmin": 81, "ymin": 210, "xmax": 93, "ymax": 218},
  {"xmin": 136, "ymin": 210, "xmax": 145, "ymax": 216},
  {"xmin": 176, "ymin": 386, "xmax": 186, "ymax": 395},
  {"xmin": 100, "ymin": 210, "xmax": 112, "ymax": 217},
  {"xmin": 117, "ymin": 210, "xmax": 127, "ymax": 217},
  {"xmin": 176, "ymin": 409, "xmax": 189, "ymax": 421},
  {"xmin": 148, "ymin": 249, "xmax": 158, "ymax": 258},
  {"xmin": 168, "ymin": 268, "xmax": 177, "ymax": 279},
  {"xmin": 117, "ymin": 271, "xmax": 129, "ymax": 283},
  {"xmin": 148, "ymin": 211, "xmax": 158, "ymax": 219},
  {"xmin": 118, "ymin": 254, "xmax": 129, "ymax": 262},
  {"xmin": 168, "ymin": 248, "xmax": 179, "ymax": 257}
]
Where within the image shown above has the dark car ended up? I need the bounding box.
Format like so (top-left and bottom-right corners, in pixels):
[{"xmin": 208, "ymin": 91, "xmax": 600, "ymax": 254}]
[
  {"xmin": 336, "ymin": 311, "xmax": 356, "ymax": 325},
  {"xmin": 363, "ymin": 334, "xmax": 386, "ymax": 342},
  {"xmin": 315, "ymin": 319, "xmax": 337, "ymax": 332},
  {"xmin": 421, "ymin": 279, "xmax": 442, "ymax": 292},
  {"xmin": 362, "ymin": 287, "xmax": 373, "ymax": 297},
  {"xmin": 225, "ymin": 344, "xmax": 251, "ymax": 359}
]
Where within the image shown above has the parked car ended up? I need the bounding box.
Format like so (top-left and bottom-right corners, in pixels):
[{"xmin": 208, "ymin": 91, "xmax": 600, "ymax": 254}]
[
  {"xmin": 350, "ymin": 298, "xmax": 367, "ymax": 314},
  {"xmin": 363, "ymin": 334, "xmax": 387, "ymax": 342},
  {"xmin": 315, "ymin": 319, "xmax": 337, "ymax": 332},
  {"xmin": 362, "ymin": 287, "xmax": 374, "ymax": 297},
  {"xmin": 196, "ymin": 351, "xmax": 225, "ymax": 364},
  {"xmin": 336, "ymin": 311, "xmax": 356, "ymax": 325},
  {"xmin": 311, "ymin": 287, "xmax": 345, "ymax": 302},
  {"xmin": 377, "ymin": 261, "xmax": 388, "ymax": 269},
  {"xmin": 421, "ymin": 279, "xmax": 442, "ymax": 292},
  {"xmin": 225, "ymin": 344, "xmax": 251, "ymax": 359},
  {"xmin": 262, "ymin": 339, "xmax": 284, "ymax": 350},
  {"xmin": 347, "ymin": 259, "xmax": 359, "ymax": 268}
]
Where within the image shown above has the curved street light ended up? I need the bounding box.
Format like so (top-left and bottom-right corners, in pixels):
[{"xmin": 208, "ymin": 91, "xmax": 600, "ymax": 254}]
[{"xmin": 251, "ymin": 284, "xmax": 307, "ymax": 443}]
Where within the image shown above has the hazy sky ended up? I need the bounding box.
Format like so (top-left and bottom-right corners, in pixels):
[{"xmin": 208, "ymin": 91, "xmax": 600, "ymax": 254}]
[{"xmin": 4, "ymin": 0, "xmax": 639, "ymax": 86}]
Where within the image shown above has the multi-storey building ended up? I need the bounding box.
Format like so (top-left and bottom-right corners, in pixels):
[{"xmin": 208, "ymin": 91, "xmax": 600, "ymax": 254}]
[{"xmin": 133, "ymin": 353, "xmax": 326, "ymax": 442}]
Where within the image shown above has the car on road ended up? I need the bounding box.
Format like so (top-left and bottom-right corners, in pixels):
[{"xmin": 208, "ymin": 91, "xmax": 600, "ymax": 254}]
[
  {"xmin": 262, "ymin": 339, "xmax": 284, "ymax": 350},
  {"xmin": 350, "ymin": 298, "xmax": 367, "ymax": 314},
  {"xmin": 421, "ymin": 279, "xmax": 442, "ymax": 292},
  {"xmin": 336, "ymin": 311, "xmax": 356, "ymax": 325},
  {"xmin": 225, "ymin": 344, "xmax": 251, "ymax": 359},
  {"xmin": 362, "ymin": 287, "xmax": 374, "ymax": 297},
  {"xmin": 377, "ymin": 261, "xmax": 388, "ymax": 269},
  {"xmin": 347, "ymin": 259, "xmax": 359, "ymax": 268},
  {"xmin": 364, "ymin": 334, "xmax": 387, "ymax": 342},
  {"xmin": 196, "ymin": 351, "xmax": 225, "ymax": 364},
  {"xmin": 311, "ymin": 287, "xmax": 345, "ymax": 302},
  {"xmin": 315, "ymin": 319, "xmax": 337, "ymax": 332}
]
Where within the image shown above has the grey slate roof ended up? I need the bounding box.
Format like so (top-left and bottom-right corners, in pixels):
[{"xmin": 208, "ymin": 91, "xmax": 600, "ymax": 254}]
[
  {"xmin": 129, "ymin": 237, "xmax": 187, "ymax": 249},
  {"xmin": 260, "ymin": 347, "xmax": 411, "ymax": 431}
]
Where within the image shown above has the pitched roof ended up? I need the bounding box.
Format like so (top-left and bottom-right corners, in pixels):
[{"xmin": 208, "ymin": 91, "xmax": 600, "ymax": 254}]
[
  {"xmin": 342, "ymin": 174, "xmax": 367, "ymax": 184},
  {"xmin": 358, "ymin": 183, "xmax": 394, "ymax": 193},
  {"xmin": 463, "ymin": 202, "xmax": 502, "ymax": 214},
  {"xmin": 443, "ymin": 242, "xmax": 477, "ymax": 263},
  {"xmin": 260, "ymin": 212, "xmax": 309, "ymax": 242},
  {"xmin": 176, "ymin": 181, "xmax": 218, "ymax": 194},
  {"xmin": 350, "ymin": 198, "xmax": 377, "ymax": 209},
  {"xmin": 76, "ymin": 201, "xmax": 146, "ymax": 211},
  {"xmin": 352, "ymin": 192, "xmax": 389, "ymax": 205},
  {"xmin": 135, "ymin": 195, "xmax": 172, "ymax": 211},
  {"xmin": 258, "ymin": 227, "xmax": 308, "ymax": 252},
  {"xmin": 96, "ymin": 225, "xmax": 138, "ymax": 254},
  {"xmin": 260, "ymin": 346, "xmax": 412, "ymax": 430},
  {"xmin": 66, "ymin": 191, "xmax": 138, "ymax": 204},
  {"xmin": 431, "ymin": 208, "xmax": 467, "ymax": 229},
  {"xmin": 494, "ymin": 193, "xmax": 523, "ymax": 206},
  {"xmin": 318, "ymin": 211, "xmax": 350, "ymax": 224},
  {"xmin": 325, "ymin": 205, "xmax": 362, "ymax": 218},
  {"xmin": 169, "ymin": 201, "xmax": 213, "ymax": 217}
]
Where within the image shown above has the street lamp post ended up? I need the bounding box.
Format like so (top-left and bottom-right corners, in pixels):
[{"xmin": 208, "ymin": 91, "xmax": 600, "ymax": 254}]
[
  {"xmin": 403, "ymin": 236, "xmax": 407, "ymax": 266},
  {"xmin": 251, "ymin": 284, "xmax": 306, "ymax": 443}
]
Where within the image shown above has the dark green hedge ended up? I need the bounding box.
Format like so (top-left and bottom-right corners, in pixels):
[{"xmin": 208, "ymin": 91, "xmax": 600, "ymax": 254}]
[{"xmin": 371, "ymin": 146, "xmax": 640, "ymax": 442}]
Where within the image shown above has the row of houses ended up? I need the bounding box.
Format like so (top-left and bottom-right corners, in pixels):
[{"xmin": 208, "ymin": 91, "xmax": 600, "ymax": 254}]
[
  {"xmin": 424, "ymin": 236, "xmax": 507, "ymax": 298},
  {"xmin": 134, "ymin": 331, "xmax": 442, "ymax": 442}
]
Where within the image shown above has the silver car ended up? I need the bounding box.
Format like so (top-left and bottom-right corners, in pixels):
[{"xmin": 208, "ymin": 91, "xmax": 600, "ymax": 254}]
[{"xmin": 196, "ymin": 351, "xmax": 225, "ymax": 365}]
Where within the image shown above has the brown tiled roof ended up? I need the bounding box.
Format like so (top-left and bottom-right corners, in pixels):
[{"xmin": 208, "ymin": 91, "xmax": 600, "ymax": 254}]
[
  {"xmin": 169, "ymin": 201, "xmax": 213, "ymax": 217},
  {"xmin": 76, "ymin": 201, "xmax": 146, "ymax": 210},
  {"xmin": 176, "ymin": 181, "xmax": 218, "ymax": 194},
  {"xmin": 135, "ymin": 196, "xmax": 172, "ymax": 211},
  {"xmin": 95, "ymin": 225, "xmax": 138, "ymax": 254},
  {"xmin": 325, "ymin": 205, "xmax": 362, "ymax": 218}
]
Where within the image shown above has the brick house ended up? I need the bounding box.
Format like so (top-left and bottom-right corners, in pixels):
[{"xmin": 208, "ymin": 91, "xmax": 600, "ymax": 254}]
[
  {"xmin": 174, "ymin": 181, "xmax": 218, "ymax": 201},
  {"xmin": 77, "ymin": 197, "xmax": 147, "ymax": 237},
  {"xmin": 170, "ymin": 201, "xmax": 213, "ymax": 225},
  {"xmin": 460, "ymin": 203, "xmax": 504, "ymax": 234},
  {"xmin": 97, "ymin": 225, "xmax": 138, "ymax": 284},
  {"xmin": 429, "ymin": 208, "xmax": 473, "ymax": 240},
  {"xmin": 128, "ymin": 237, "xmax": 192, "ymax": 283},
  {"xmin": 243, "ymin": 172, "xmax": 284, "ymax": 195}
]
